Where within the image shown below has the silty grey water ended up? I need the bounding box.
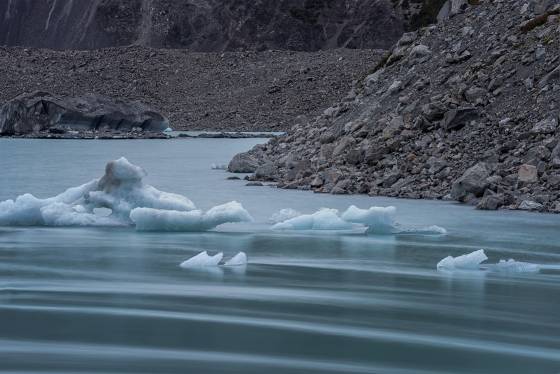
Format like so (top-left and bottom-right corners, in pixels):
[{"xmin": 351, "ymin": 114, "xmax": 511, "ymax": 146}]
[{"xmin": 0, "ymin": 139, "xmax": 559, "ymax": 373}]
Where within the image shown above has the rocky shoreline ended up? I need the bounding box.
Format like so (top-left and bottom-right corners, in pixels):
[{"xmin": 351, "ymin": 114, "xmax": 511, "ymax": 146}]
[{"xmin": 230, "ymin": 0, "xmax": 560, "ymax": 213}]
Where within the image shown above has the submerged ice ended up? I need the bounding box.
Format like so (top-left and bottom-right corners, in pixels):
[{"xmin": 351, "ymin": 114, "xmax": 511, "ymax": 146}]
[{"xmin": 0, "ymin": 157, "xmax": 252, "ymax": 231}]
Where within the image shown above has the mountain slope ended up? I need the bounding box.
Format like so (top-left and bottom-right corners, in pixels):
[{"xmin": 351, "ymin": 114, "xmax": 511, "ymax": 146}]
[
  {"xmin": 0, "ymin": 0, "xmax": 404, "ymax": 51},
  {"xmin": 236, "ymin": 0, "xmax": 560, "ymax": 212}
]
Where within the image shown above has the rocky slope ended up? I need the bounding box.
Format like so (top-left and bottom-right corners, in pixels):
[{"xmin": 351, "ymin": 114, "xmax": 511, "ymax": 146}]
[
  {"xmin": 0, "ymin": 0, "xmax": 407, "ymax": 51},
  {"xmin": 234, "ymin": 0, "xmax": 560, "ymax": 212},
  {"xmin": 0, "ymin": 46, "xmax": 383, "ymax": 131}
]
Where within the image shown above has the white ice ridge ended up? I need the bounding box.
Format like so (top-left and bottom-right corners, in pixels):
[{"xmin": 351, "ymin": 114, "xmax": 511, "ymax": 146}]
[
  {"xmin": 180, "ymin": 251, "xmax": 247, "ymax": 268},
  {"xmin": 271, "ymin": 208, "xmax": 355, "ymax": 231},
  {"xmin": 0, "ymin": 157, "xmax": 252, "ymax": 230},
  {"xmin": 271, "ymin": 205, "xmax": 445, "ymax": 234},
  {"xmin": 437, "ymin": 249, "xmax": 546, "ymax": 274}
]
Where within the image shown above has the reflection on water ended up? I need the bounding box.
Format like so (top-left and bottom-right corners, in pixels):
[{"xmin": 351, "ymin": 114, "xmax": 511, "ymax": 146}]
[{"xmin": 0, "ymin": 139, "xmax": 559, "ymax": 373}]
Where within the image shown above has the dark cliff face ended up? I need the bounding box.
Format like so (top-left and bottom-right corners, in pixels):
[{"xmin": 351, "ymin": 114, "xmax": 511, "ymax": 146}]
[{"xmin": 0, "ymin": 0, "xmax": 404, "ymax": 51}]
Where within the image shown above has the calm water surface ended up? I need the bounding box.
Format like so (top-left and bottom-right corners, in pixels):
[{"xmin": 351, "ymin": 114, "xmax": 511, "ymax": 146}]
[{"xmin": 0, "ymin": 139, "xmax": 559, "ymax": 373}]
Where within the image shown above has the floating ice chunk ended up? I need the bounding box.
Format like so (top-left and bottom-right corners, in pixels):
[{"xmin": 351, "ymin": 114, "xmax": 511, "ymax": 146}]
[
  {"xmin": 272, "ymin": 208, "xmax": 355, "ymax": 231},
  {"xmin": 0, "ymin": 157, "xmax": 248, "ymax": 230},
  {"xmin": 341, "ymin": 205, "xmax": 396, "ymax": 234},
  {"xmin": 269, "ymin": 208, "xmax": 301, "ymax": 223},
  {"xmin": 130, "ymin": 201, "xmax": 252, "ymax": 231},
  {"xmin": 224, "ymin": 252, "xmax": 248, "ymax": 266},
  {"xmin": 180, "ymin": 251, "xmax": 223, "ymax": 268},
  {"xmin": 203, "ymin": 201, "xmax": 253, "ymax": 228},
  {"xmin": 164, "ymin": 127, "xmax": 173, "ymax": 132},
  {"xmin": 437, "ymin": 250, "xmax": 546, "ymax": 274},
  {"xmin": 437, "ymin": 249, "xmax": 488, "ymax": 270},
  {"xmin": 485, "ymin": 259, "xmax": 541, "ymax": 273},
  {"xmin": 210, "ymin": 163, "xmax": 227, "ymax": 170}
]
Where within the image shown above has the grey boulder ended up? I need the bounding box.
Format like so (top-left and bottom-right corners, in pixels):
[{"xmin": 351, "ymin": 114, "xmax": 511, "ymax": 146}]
[{"xmin": 450, "ymin": 162, "xmax": 490, "ymax": 201}]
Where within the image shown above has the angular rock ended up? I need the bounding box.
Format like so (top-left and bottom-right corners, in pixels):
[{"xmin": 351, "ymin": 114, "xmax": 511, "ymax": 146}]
[
  {"xmin": 531, "ymin": 117, "xmax": 558, "ymax": 134},
  {"xmin": 518, "ymin": 164, "xmax": 538, "ymax": 183},
  {"xmin": 518, "ymin": 200, "xmax": 543, "ymax": 211},
  {"xmin": 441, "ymin": 107, "xmax": 479, "ymax": 131},
  {"xmin": 450, "ymin": 162, "xmax": 490, "ymax": 201}
]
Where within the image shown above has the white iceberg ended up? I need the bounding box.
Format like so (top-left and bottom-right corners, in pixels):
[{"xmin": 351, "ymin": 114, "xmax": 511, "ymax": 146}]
[
  {"xmin": 437, "ymin": 249, "xmax": 488, "ymax": 270},
  {"xmin": 130, "ymin": 201, "xmax": 253, "ymax": 231},
  {"xmin": 271, "ymin": 205, "xmax": 444, "ymax": 235},
  {"xmin": 0, "ymin": 157, "xmax": 251, "ymax": 231},
  {"xmin": 180, "ymin": 251, "xmax": 247, "ymax": 268},
  {"xmin": 438, "ymin": 249, "xmax": 546, "ymax": 274},
  {"xmin": 224, "ymin": 251, "xmax": 248, "ymax": 266},
  {"xmin": 271, "ymin": 208, "xmax": 355, "ymax": 231},
  {"xmin": 269, "ymin": 208, "xmax": 301, "ymax": 223},
  {"xmin": 180, "ymin": 251, "xmax": 223, "ymax": 268},
  {"xmin": 341, "ymin": 205, "xmax": 396, "ymax": 234}
]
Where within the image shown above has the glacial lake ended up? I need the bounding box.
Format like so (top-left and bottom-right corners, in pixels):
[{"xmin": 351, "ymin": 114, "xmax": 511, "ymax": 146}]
[{"xmin": 0, "ymin": 138, "xmax": 559, "ymax": 373}]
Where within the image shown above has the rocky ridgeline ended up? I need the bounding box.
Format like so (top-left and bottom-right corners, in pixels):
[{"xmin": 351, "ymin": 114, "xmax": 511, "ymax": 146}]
[
  {"xmin": 0, "ymin": 0, "xmax": 438, "ymax": 51},
  {"xmin": 232, "ymin": 0, "xmax": 560, "ymax": 212}
]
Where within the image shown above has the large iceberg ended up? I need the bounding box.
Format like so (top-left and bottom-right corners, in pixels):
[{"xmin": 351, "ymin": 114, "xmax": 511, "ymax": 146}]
[{"xmin": 0, "ymin": 157, "xmax": 252, "ymax": 231}]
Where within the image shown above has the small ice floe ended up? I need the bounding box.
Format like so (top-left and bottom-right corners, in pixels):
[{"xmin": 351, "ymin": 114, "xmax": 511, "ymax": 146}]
[
  {"xmin": 180, "ymin": 251, "xmax": 247, "ymax": 268},
  {"xmin": 341, "ymin": 205, "xmax": 396, "ymax": 234},
  {"xmin": 437, "ymin": 249, "xmax": 488, "ymax": 271},
  {"xmin": 210, "ymin": 163, "xmax": 228, "ymax": 170},
  {"xmin": 163, "ymin": 127, "xmax": 174, "ymax": 132},
  {"xmin": 271, "ymin": 205, "xmax": 445, "ymax": 235},
  {"xmin": 180, "ymin": 251, "xmax": 223, "ymax": 268},
  {"xmin": 437, "ymin": 249, "xmax": 545, "ymax": 274},
  {"xmin": 484, "ymin": 259, "xmax": 541, "ymax": 274},
  {"xmin": 224, "ymin": 251, "xmax": 248, "ymax": 266}
]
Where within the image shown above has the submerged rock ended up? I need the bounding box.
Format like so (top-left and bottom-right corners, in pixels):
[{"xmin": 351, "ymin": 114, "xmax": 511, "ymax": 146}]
[{"xmin": 0, "ymin": 91, "xmax": 169, "ymax": 136}]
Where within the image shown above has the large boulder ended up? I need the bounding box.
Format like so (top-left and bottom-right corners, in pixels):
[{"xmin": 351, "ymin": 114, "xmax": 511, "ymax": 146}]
[
  {"xmin": 450, "ymin": 162, "xmax": 490, "ymax": 201},
  {"xmin": 0, "ymin": 91, "xmax": 169, "ymax": 136},
  {"xmin": 228, "ymin": 153, "xmax": 260, "ymax": 173}
]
